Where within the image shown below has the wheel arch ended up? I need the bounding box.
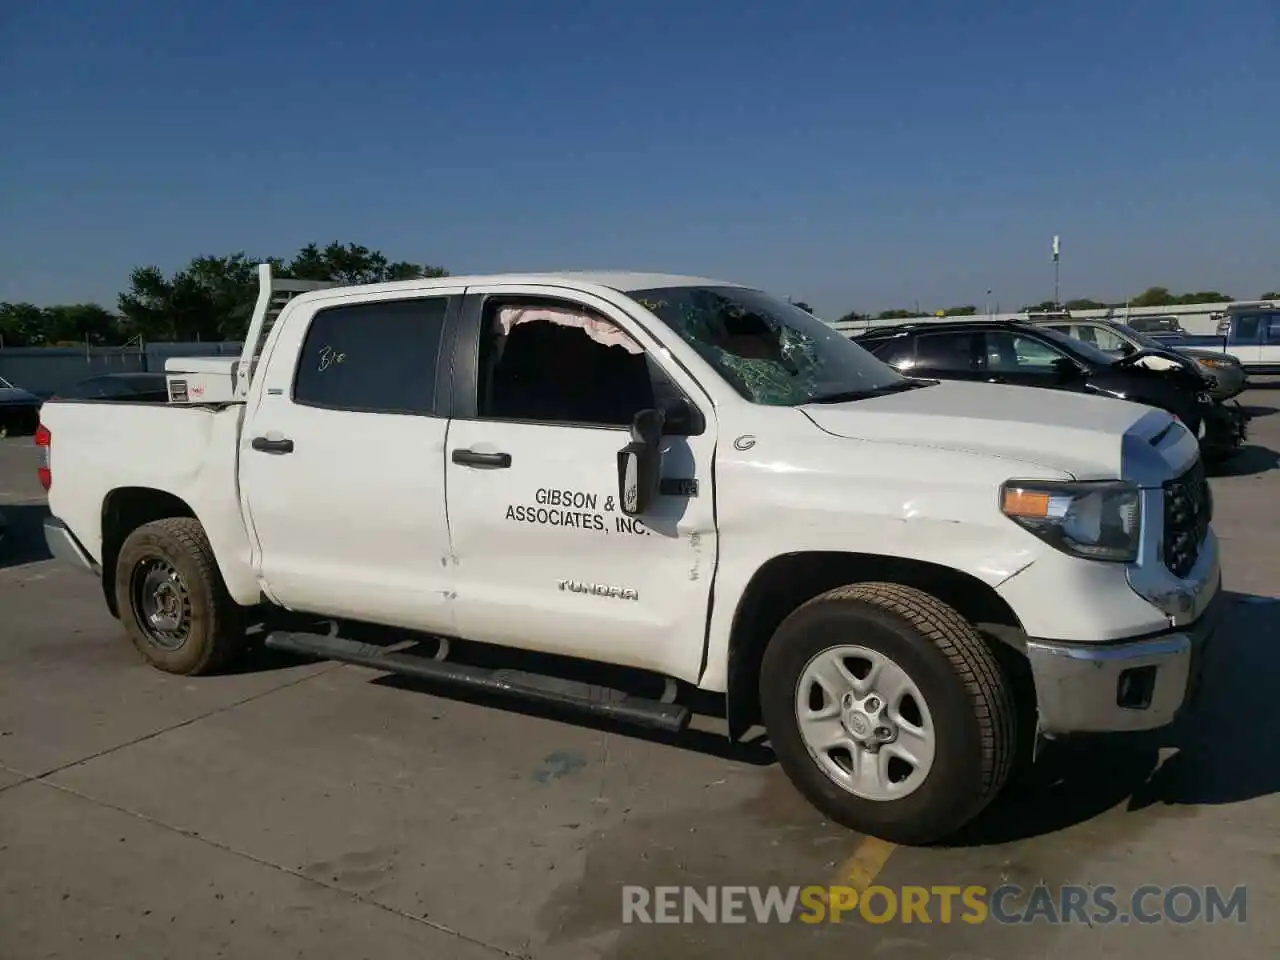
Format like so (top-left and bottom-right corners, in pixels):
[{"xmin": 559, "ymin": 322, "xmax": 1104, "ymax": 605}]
[
  {"xmin": 100, "ymin": 487, "xmax": 197, "ymax": 618},
  {"xmin": 723, "ymin": 551, "xmax": 1030, "ymax": 741}
]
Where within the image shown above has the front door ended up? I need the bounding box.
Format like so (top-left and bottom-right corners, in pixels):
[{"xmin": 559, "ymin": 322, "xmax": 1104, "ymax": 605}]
[
  {"xmin": 442, "ymin": 288, "xmax": 718, "ymax": 683},
  {"xmin": 981, "ymin": 329, "xmax": 1084, "ymax": 391},
  {"xmin": 240, "ymin": 290, "xmax": 462, "ymax": 633}
]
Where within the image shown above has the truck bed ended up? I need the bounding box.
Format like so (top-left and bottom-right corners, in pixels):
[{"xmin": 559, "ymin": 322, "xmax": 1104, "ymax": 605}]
[{"xmin": 38, "ymin": 400, "xmax": 262, "ymax": 605}]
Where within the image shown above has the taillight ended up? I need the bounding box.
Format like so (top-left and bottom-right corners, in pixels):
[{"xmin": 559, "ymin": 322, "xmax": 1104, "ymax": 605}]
[{"xmin": 35, "ymin": 423, "xmax": 51, "ymax": 490}]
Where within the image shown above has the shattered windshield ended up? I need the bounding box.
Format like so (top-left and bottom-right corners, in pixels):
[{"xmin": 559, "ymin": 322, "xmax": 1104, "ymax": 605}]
[{"xmin": 626, "ymin": 285, "xmax": 906, "ymax": 405}]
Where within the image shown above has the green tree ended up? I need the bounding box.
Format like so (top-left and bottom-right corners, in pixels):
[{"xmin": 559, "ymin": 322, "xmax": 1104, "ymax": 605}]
[
  {"xmin": 1020, "ymin": 300, "xmax": 1061, "ymax": 312},
  {"xmin": 1064, "ymin": 298, "xmax": 1107, "ymax": 310},
  {"xmin": 43, "ymin": 304, "xmax": 120, "ymax": 345},
  {"xmin": 118, "ymin": 254, "xmax": 266, "ymax": 343},
  {"xmin": 1261, "ymin": 292, "xmax": 1280, "ymax": 299},
  {"xmin": 837, "ymin": 310, "xmax": 870, "ymax": 323},
  {"xmin": 941, "ymin": 305, "xmax": 977, "ymax": 316},
  {"xmin": 876, "ymin": 309, "xmax": 917, "ymax": 320},
  {"xmin": 286, "ymin": 242, "xmax": 447, "ymax": 285},
  {"xmin": 1174, "ymin": 291, "xmax": 1231, "ymax": 304},
  {"xmin": 0, "ymin": 302, "xmax": 120, "ymax": 346},
  {"xmin": 0, "ymin": 303, "xmax": 47, "ymax": 346},
  {"xmin": 117, "ymin": 243, "xmax": 449, "ymax": 343},
  {"xmin": 791, "ymin": 301, "xmax": 815, "ymax": 314},
  {"xmin": 1129, "ymin": 286, "xmax": 1175, "ymax": 307}
]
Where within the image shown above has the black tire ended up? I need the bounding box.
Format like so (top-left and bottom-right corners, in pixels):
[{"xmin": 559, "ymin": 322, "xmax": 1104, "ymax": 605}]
[
  {"xmin": 759, "ymin": 582, "xmax": 1017, "ymax": 846},
  {"xmin": 114, "ymin": 517, "xmax": 246, "ymax": 675}
]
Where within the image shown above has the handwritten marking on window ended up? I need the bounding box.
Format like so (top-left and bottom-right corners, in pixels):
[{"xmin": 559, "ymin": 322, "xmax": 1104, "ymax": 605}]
[{"xmin": 318, "ymin": 345, "xmax": 347, "ymax": 372}]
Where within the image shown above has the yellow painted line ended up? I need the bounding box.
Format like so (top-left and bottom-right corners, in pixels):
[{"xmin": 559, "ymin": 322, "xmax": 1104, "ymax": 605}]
[{"xmin": 837, "ymin": 836, "xmax": 898, "ymax": 891}]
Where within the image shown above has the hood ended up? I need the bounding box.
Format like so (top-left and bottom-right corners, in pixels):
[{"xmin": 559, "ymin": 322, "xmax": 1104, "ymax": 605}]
[
  {"xmin": 799, "ymin": 379, "xmax": 1184, "ymax": 481},
  {"xmin": 0, "ymin": 386, "xmax": 39, "ymax": 405},
  {"xmin": 1175, "ymin": 346, "xmax": 1241, "ymax": 365}
]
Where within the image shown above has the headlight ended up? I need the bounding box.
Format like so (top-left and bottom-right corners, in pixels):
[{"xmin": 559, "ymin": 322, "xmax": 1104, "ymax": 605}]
[
  {"xmin": 1001, "ymin": 480, "xmax": 1141, "ymax": 562},
  {"xmin": 1197, "ymin": 358, "xmax": 1233, "ymax": 370}
]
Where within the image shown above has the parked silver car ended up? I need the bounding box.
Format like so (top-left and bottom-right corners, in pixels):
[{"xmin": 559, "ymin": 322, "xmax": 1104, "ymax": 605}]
[{"xmin": 1029, "ymin": 318, "xmax": 1247, "ymax": 400}]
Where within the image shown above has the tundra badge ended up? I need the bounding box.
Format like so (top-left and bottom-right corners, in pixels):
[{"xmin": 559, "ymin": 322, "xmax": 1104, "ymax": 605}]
[{"xmin": 558, "ymin": 579, "xmax": 639, "ymax": 601}]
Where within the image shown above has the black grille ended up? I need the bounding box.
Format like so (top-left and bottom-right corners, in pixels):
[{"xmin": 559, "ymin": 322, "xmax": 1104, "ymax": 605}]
[{"xmin": 1163, "ymin": 459, "xmax": 1211, "ymax": 578}]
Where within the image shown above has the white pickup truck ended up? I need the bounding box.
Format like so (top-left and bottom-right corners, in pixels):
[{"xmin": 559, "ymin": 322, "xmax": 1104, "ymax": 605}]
[{"xmin": 36, "ymin": 266, "xmax": 1221, "ymax": 844}]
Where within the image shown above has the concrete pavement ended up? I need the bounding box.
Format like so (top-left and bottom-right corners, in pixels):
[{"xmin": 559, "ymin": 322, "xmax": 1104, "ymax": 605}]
[{"xmin": 3, "ymin": 390, "xmax": 1279, "ymax": 959}]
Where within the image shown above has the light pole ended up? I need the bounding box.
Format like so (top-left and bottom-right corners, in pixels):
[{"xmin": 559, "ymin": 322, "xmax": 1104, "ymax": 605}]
[{"xmin": 1051, "ymin": 235, "xmax": 1061, "ymax": 308}]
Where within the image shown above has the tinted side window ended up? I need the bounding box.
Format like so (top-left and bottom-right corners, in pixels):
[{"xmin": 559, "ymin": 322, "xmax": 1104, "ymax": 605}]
[
  {"xmin": 294, "ymin": 298, "xmax": 448, "ymax": 414},
  {"xmin": 985, "ymin": 332, "xmax": 1067, "ymax": 371},
  {"xmin": 1088, "ymin": 326, "xmax": 1128, "ymax": 352},
  {"xmin": 913, "ymin": 332, "xmax": 979, "ymax": 372},
  {"xmin": 1231, "ymin": 314, "xmax": 1262, "ymax": 343},
  {"xmin": 865, "ymin": 338, "xmax": 913, "ymax": 368}
]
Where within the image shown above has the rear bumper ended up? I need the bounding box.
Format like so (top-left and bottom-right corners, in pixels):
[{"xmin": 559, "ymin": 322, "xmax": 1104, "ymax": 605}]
[
  {"xmin": 43, "ymin": 516, "xmax": 101, "ymax": 576},
  {"xmin": 1026, "ymin": 586, "xmax": 1222, "ymax": 735}
]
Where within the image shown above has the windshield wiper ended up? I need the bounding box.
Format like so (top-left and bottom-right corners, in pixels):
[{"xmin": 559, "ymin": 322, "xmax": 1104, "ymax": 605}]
[{"xmin": 807, "ymin": 380, "xmax": 930, "ymax": 404}]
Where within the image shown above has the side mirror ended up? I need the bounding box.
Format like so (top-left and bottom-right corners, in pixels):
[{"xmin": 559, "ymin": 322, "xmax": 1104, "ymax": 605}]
[
  {"xmin": 617, "ymin": 409, "xmax": 664, "ymax": 516},
  {"xmin": 1118, "ymin": 341, "xmax": 1137, "ymax": 357}
]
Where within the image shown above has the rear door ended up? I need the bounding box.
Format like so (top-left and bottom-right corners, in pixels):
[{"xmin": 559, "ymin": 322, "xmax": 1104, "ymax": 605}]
[
  {"xmin": 440, "ymin": 287, "xmax": 718, "ymax": 682},
  {"xmin": 909, "ymin": 330, "xmax": 984, "ymax": 380},
  {"xmin": 239, "ymin": 289, "xmax": 463, "ymax": 632}
]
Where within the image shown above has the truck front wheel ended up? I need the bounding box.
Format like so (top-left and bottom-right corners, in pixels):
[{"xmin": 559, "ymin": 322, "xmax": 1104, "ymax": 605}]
[
  {"xmin": 760, "ymin": 582, "xmax": 1016, "ymax": 845},
  {"xmin": 114, "ymin": 518, "xmax": 246, "ymax": 675}
]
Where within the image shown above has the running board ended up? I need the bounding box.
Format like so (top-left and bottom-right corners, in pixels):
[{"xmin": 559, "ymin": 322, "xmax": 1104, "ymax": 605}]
[{"xmin": 264, "ymin": 631, "xmax": 691, "ymax": 733}]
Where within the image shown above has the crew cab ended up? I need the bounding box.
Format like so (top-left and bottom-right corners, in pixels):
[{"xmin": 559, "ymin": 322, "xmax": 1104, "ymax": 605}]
[
  {"xmin": 36, "ymin": 267, "xmax": 1220, "ymax": 845},
  {"xmin": 1158, "ymin": 301, "xmax": 1280, "ymax": 374},
  {"xmin": 855, "ymin": 319, "xmax": 1245, "ymax": 459}
]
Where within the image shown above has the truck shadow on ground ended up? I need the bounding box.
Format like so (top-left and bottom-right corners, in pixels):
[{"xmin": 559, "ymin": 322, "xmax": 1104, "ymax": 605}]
[
  {"xmin": 366, "ymin": 637, "xmax": 773, "ymax": 766},
  {"xmin": 255, "ymin": 593, "xmax": 1278, "ymax": 837},
  {"xmin": 947, "ymin": 590, "xmax": 1280, "ymax": 846},
  {"xmin": 1207, "ymin": 443, "xmax": 1280, "ymax": 477},
  {"xmin": 0, "ymin": 503, "xmax": 53, "ymax": 569},
  {"xmin": 245, "ymin": 615, "xmax": 771, "ymax": 764}
]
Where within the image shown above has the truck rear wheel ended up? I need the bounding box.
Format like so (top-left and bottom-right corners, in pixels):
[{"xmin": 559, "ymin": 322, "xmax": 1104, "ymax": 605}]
[
  {"xmin": 114, "ymin": 518, "xmax": 246, "ymax": 675},
  {"xmin": 760, "ymin": 582, "xmax": 1016, "ymax": 845}
]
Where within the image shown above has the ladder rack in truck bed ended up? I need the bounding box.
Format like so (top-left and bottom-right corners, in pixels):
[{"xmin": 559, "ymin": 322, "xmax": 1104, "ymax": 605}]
[{"xmin": 165, "ymin": 264, "xmax": 337, "ymax": 404}]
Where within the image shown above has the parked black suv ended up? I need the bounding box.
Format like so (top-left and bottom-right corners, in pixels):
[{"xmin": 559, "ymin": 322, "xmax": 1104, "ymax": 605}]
[{"xmin": 855, "ymin": 320, "xmax": 1244, "ymax": 458}]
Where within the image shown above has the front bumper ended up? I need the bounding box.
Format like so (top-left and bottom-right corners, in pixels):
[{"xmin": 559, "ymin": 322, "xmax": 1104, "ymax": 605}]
[
  {"xmin": 1205, "ymin": 368, "xmax": 1246, "ymax": 401},
  {"xmin": 1200, "ymin": 402, "xmax": 1249, "ymax": 455},
  {"xmin": 1027, "ymin": 582, "xmax": 1222, "ymax": 735},
  {"xmin": 43, "ymin": 516, "xmax": 101, "ymax": 576}
]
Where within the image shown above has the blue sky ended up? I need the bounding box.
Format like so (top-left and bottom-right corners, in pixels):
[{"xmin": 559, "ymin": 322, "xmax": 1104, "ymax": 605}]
[{"xmin": 2, "ymin": 0, "xmax": 1275, "ymax": 317}]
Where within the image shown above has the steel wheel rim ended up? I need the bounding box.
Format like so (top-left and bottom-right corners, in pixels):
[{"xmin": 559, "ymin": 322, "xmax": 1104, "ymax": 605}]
[
  {"xmin": 794, "ymin": 644, "xmax": 936, "ymax": 801},
  {"xmin": 129, "ymin": 557, "xmax": 193, "ymax": 651}
]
